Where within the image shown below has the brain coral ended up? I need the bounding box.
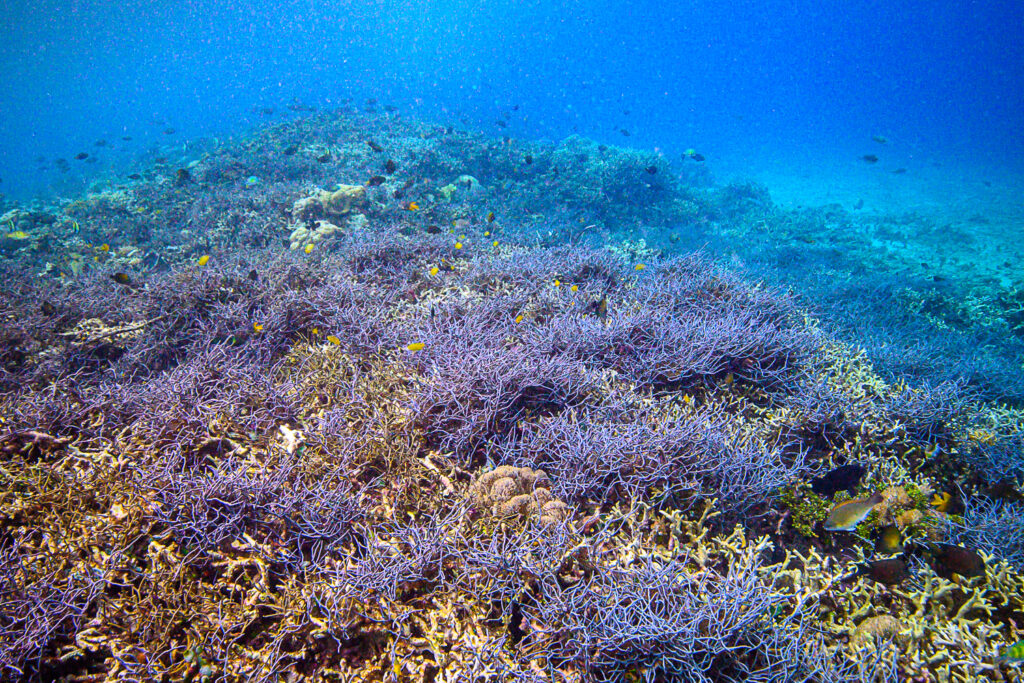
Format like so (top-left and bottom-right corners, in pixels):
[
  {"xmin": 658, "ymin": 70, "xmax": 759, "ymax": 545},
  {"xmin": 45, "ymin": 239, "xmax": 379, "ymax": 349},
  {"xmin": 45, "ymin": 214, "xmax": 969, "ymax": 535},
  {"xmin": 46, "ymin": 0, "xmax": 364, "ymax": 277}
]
[{"xmin": 469, "ymin": 465, "xmax": 570, "ymax": 525}]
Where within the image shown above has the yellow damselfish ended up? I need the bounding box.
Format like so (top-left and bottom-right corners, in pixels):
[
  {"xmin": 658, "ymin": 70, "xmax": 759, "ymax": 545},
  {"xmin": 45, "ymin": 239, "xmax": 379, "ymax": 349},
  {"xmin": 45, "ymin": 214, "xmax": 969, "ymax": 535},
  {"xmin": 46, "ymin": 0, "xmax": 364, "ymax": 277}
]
[
  {"xmin": 406, "ymin": 342, "xmax": 425, "ymax": 352},
  {"xmin": 197, "ymin": 254, "xmax": 210, "ymax": 266},
  {"xmin": 326, "ymin": 335, "xmax": 341, "ymax": 345},
  {"xmin": 253, "ymin": 322, "xmax": 263, "ymax": 332},
  {"xmin": 429, "ymin": 266, "xmax": 439, "ymax": 276},
  {"xmin": 304, "ymin": 243, "xmax": 315, "ymax": 254}
]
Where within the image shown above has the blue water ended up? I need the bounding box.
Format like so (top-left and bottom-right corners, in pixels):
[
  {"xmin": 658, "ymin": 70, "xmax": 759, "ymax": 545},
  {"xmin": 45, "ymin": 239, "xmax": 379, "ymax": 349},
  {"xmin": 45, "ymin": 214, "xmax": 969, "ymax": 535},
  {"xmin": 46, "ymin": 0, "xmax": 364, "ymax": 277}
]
[{"xmin": 2, "ymin": 0, "xmax": 1022, "ymax": 201}]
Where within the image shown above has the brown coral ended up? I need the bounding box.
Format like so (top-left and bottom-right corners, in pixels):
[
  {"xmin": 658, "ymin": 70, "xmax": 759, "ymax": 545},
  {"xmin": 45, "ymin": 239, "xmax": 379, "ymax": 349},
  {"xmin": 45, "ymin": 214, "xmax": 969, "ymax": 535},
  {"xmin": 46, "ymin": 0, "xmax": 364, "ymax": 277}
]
[{"xmin": 469, "ymin": 465, "xmax": 570, "ymax": 525}]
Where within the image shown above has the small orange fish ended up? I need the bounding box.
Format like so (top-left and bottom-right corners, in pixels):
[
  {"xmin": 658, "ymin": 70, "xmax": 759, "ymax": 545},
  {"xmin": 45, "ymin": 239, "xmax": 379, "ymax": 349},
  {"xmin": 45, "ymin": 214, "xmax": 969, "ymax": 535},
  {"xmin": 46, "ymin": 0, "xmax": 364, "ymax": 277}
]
[
  {"xmin": 326, "ymin": 334, "xmax": 341, "ymax": 345},
  {"xmin": 932, "ymin": 492, "xmax": 952, "ymax": 513},
  {"xmin": 253, "ymin": 322, "xmax": 263, "ymax": 332},
  {"xmin": 406, "ymin": 201, "xmax": 420, "ymax": 211},
  {"xmin": 99, "ymin": 243, "xmax": 110, "ymax": 252},
  {"xmin": 635, "ymin": 263, "xmax": 645, "ymax": 271},
  {"xmin": 429, "ymin": 266, "xmax": 439, "ymax": 276}
]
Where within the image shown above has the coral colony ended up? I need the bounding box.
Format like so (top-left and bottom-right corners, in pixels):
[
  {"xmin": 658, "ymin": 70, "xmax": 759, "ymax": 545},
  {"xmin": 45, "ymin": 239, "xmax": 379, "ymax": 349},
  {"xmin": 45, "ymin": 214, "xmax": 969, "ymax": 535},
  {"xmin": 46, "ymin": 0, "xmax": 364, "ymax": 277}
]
[{"xmin": 2, "ymin": 110, "xmax": 1024, "ymax": 682}]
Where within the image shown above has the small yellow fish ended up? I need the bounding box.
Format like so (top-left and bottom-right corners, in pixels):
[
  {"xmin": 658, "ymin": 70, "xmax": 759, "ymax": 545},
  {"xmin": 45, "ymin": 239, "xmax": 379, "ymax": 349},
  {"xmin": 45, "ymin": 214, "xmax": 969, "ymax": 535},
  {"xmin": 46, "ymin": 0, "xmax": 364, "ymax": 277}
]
[
  {"xmin": 824, "ymin": 492, "xmax": 884, "ymax": 532},
  {"xmin": 455, "ymin": 242, "xmax": 463, "ymax": 250},
  {"xmin": 5, "ymin": 231, "xmax": 29, "ymax": 239},
  {"xmin": 515, "ymin": 314, "xmax": 524, "ymax": 323},
  {"xmin": 570, "ymin": 284, "xmax": 578, "ymax": 292},
  {"xmin": 484, "ymin": 231, "xmax": 491, "ymax": 237},
  {"xmin": 326, "ymin": 334, "xmax": 341, "ymax": 345},
  {"xmin": 197, "ymin": 254, "xmax": 210, "ymax": 266},
  {"xmin": 874, "ymin": 524, "xmax": 903, "ymax": 554},
  {"xmin": 429, "ymin": 266, "xmax": 439, "ymax": 276},
  {"xmin": 253, "ymin": 322, "xmax": 263, "ymax": 332},
  {"xmin": 302, "ymin": 243, "xmax": 314, "ymax": 254},
  {"xmin": 554, "ymin": 279, "xmax": 561, "ymax": 287},
  {"xmin": 311, "ymin": 327, "xmax": 320, "ymax": 336},
  {"xmin": 932, "ymin": 492, "xmax": 952, "ymax": 513},
  {"xmin": 635, "ymin": 263, "xmax": 645, "ymax": 271},
  {"xmin": 492, "ymin": 240, "xmax": 499, "ymax": 247},
  {"xmin": 99, "ymin": 243, "xmax": 110, "ymax": 252},
  {"xmin": 406, "ymin": 342, "xmax": 425, "ymax": 352},
  {"xmin": 407, "ymin": 201, "xmax": 420, "ymax": 211}
]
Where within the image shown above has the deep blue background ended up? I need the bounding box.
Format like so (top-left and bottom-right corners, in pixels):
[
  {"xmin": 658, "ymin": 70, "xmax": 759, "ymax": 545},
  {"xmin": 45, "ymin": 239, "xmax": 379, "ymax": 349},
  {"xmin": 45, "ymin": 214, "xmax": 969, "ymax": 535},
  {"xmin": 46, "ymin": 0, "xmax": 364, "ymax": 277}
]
[{"xmin": 1, "ymin": 0, "xmax": 1022, "ymax": 199}]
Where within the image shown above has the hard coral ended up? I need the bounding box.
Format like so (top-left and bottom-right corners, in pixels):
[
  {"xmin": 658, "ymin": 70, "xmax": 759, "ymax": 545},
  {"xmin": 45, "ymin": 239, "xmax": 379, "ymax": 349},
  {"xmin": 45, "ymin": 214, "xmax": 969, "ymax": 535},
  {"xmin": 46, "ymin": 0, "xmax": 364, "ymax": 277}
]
[{"xmin": 469, "ymin": 465, "xmax": 570, "ymax": 525}]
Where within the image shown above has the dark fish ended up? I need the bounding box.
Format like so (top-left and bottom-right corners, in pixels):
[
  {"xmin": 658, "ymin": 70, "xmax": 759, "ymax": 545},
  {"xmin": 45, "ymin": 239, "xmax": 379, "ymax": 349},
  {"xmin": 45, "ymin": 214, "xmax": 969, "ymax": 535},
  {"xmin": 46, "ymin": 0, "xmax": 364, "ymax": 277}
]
[
  {"xmin": 247, "ymin": 269, "xmax": 258, "ymax": 281},
  {"xmin": 127, "ymin": 173, "xmax": 142, "ymax": 180},
  {"xmin": 174, "ymin": 168, "xmax": 193, "ymax": 185},
  {"xmin": 121, "ymin": 136, "xmax": 132, "ymax": 141},
  {"xmin": 495, "ymin": 120, "xmax": 507, "ymax": 128},
  {"xmin": 401, "ymin": 178, "xmax": 415, "ymax": 190},
  {"xmin": 985, "ymin": 479, "xmax": 1024, "ymax": 504},
  {"xmin": 75, "ymin": 152, "xmax": 89, "ymax": 160},
  {"xmin": 872, "ymin": 135, "xmax": 888, "ymax": 144},
  {"xmin": 848, "ymin": 557, "xmax": 909, "ymax": 586},
  {"xmin": 512, "ymin": 104, "xmax": 520, "ymax": 111},
  {"xmin": 384, "ymin": 159, "xmax": 397, "ymax": 174},
  {"xmin": 620, "ymin": 129, "xmax": 631, "ymax": 136},
  {"xmin": 525, "ymin": 155, "xmax": 533, "ymax": 164},
  {"xmin": 94, "ymin": 139, "xmax": 107, "ymax": 147},
  {"xmin": 426, "ymin": 225, "xmax": 442, "ymax": 234},
  {"xmin": 690, "ymin": 153, "xmax": 705, "ymax": 162},
  {"xmin": 367, "ymin": 176, "xmax": 386, "ymax": 187},
  {"xmin": 163, "ymin": 127, "xmax": 176, "ymax": 135},
  {"xmin": 282, "ymin": 143, "xmax": 299, "ymax": 155},
  {"xmin": 367, "ymin": 140, "xmax": 384, "ymax": 152},
  {"xmin": 982, "ymin": 180, "xmax": 992, "ymax": 187},
  {"xmin": 810, "ymin": 463, "xmax": 866, "ymax": 497},
  {"xmin": 392, "ymin": 189, "xmax": 404, "ymax": 199},
  {"xmin": 861, "ymin": 154, "xmax": 879, "ymax": 163},
  {"xmin": 486, "ymin": 211, "xmax": 496, "ymax": 223},
  {"xmin": 920, "ymin": 543, "xmax": 985, "ymax": 579},
  {"xmin": 154, "ymin": 157, "xmax": 168, "ymax": 164},
  {"xmin": 891, "ymin": 168, "xmax": 907, "ymax": 175},
  {"xmin": 384, "ymin": 104, "xmax": 398, "ymax": 113},
  {"xmin": 40, "ymin": 301, "xmax": 57, "ymax": 315},
  {"xmin": 111, "ymin": 272, "xmax": 132, "ymax": 285},
  {"xmin": 286, "ymin": 266, "xmax": 305, "ymax": 290},
  {"xmin": 588, "ymin": 294, "xmax": 609, "ymax": 322},
  {"xmin": 316, "ymin": 152, "xmax": 331, "ymax": 163},
  {"xmin": 645, "ymin": 166, "xmax": 658, "ymax": 174},
  {"xmin": 853, "ymin": 198, "xmax": 864, "ymax": 210}
]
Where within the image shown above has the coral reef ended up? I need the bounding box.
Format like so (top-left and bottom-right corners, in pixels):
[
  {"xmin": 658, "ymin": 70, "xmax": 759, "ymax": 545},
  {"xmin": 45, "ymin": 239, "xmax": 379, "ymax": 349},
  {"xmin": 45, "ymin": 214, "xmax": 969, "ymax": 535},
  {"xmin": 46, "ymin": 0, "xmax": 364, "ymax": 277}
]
[{"xmin": 1, "ymin": 108, "xmax": 1023, "ymax": 683}]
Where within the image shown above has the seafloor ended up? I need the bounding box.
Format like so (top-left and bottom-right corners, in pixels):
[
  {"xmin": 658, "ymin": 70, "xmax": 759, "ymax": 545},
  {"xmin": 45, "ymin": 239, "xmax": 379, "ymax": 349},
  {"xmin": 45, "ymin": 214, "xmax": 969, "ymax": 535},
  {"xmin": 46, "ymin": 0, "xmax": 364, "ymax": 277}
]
[{"xmin": 2, "ymin": 110, "xmax": 1024, "ymax": 682}]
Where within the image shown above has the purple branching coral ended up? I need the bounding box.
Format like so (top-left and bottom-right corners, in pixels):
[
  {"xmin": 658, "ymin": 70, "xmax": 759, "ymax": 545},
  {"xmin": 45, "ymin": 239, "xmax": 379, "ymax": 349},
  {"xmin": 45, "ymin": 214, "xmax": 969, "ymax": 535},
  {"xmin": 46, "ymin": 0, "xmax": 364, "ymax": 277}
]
[
  {"xmin": 499, "ymin": 400, "xmax": 807, "ymax": 513},
  {"xmin": 882, "ymin": 380, "xmax": 973, "ymax": 446},
  {"xmin": 0, "ymin": 545, "xmax": 105, "ymax": 680},
  {"xmin": 521, "ymin": 553, "xmax": 805, "ymax": 683}
]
